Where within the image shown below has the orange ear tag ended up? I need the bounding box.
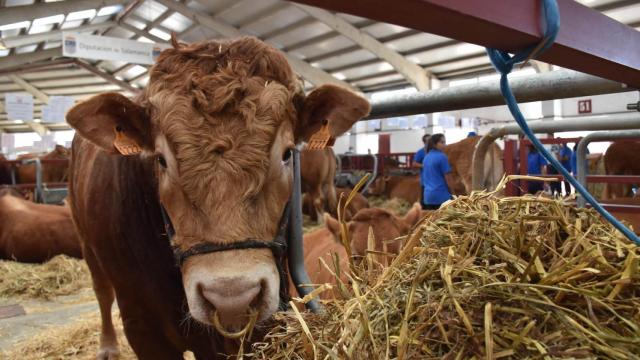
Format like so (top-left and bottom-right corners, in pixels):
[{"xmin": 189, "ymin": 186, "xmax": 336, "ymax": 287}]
[
  {"xmin": 307, "ymin": 120, "xmax": 335, "ymax": 150},
  {"xmin": 113, "ymin": 127, "xmax": 142, "ymax": 156}
]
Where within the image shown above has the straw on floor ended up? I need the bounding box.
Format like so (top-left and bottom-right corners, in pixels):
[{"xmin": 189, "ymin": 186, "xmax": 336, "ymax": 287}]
[{"xmin": 249, "ymin": 176, "xmax": 640, "ymax": 360}]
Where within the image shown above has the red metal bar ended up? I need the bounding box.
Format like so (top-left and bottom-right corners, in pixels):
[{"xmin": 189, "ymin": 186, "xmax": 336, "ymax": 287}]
[
  {"xmin": 590, "ymin": 204, "xmax": 640, "ymax": 214},
  {"xmin": 289, "ymin": 0, "xmax": 640, "ymax": 87},
  {"xmin": 532, "ymin": 175, "xmax": 640, "ymax": 184},
  {"xmin": 521, "ymin": 137, "xmax": 582, "ymax": 145},
  {"xmin": 504, "ymin": 139, "xmax": 518, "ymax": 196},
  {"xmin": 587, "ymin": 175, "xmax": 640, "ymax": 184},
  {"xmin": 519, "ymin": 138, "xmax": 528, "ymax": 194}
]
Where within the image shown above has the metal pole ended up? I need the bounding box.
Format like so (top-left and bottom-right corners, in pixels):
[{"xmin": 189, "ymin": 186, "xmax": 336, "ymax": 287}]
[
  {"xmin": 576, "ymin": 130, "xmax": 640, "ymax": 207},
  {"xmin": 288, "ymin": 149, "xmax": 321, "ymax": 312},
  {"xmin": 472, "ymin": 113, "xmax": 640, "ymax": 190},
  {"xmin": 366, "ymin": 70, "xmax": 630, "ymax": 120},
  {"xmin": 361, "ymin": 154, "xmax": 378, "ymax": 193}
]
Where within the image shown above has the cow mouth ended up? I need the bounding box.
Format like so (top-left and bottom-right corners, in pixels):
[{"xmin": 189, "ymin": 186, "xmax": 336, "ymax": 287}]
[
  {"xmin": 210, "ymin": 307, "xmax": 260, "ymax": 337},
  {"xmin": 182, "ymin": 250, "xmax": 280, "ymax": 333}
]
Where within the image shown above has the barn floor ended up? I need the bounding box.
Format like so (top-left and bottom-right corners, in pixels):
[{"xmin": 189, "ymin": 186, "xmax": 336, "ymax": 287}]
[
  {"xmin": 0, "ymin": 289, "xmax": 97, "ymax": 350},
  {"xmin": 0, "ymin": 198, "xmax": 411, "ymax": 359}
]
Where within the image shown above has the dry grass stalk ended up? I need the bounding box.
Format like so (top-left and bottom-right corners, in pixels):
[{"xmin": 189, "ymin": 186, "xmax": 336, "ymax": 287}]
[
  {"xmin": 0, "ymin": 255, "xmax": 91, "ymax": 300},
  {"xmin": 2, "ymin": 311, "xmax": 136, "ymax": 360},
  {"xmin": 368, "ymin": 197, "xmax": 413, "ymax": 216},
  {"xmin": 250, "ymin": 176, "xmax": 640, "ymax": 359}
]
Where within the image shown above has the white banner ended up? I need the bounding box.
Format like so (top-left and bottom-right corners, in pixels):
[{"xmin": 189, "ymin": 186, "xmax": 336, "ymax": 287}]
[
  {"xmin": 42, "ymin": 96, "xmax": 76, "ymax": 123},
  {"xmin": 5, "ymin": 92, "xmax": 34, "ymax": 121},
  {"xmin": 1, "ymin": 133, "xmax": 15, "ymax": 154},
  {"xmin": 63, "ymin": 32, "xmax": 171, "ymax": 65}
]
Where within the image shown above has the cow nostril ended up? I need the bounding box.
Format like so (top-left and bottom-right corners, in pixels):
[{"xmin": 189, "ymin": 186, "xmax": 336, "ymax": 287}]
[{"xmin": 199, "ymin": 281, "xmax": 263, "ymax": 325}]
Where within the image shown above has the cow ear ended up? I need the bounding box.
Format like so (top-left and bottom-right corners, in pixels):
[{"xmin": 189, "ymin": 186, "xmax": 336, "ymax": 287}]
[
  {"xmin": 323, "ymin": 212, "xmax": 341, "ymax": 238},
  {"xmin": 402, "ymin": 203, "xmax": 423, "ymax": 227},
  {"xmin": 296, "ymin": 84, "xmax": 370, "ymax": 142},
  {"xmin": 66, "ymin": 93, "xmax": 153, "ymax": 155}
]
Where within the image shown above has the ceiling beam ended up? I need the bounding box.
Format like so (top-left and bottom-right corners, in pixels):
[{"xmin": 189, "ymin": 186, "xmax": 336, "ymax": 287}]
[
  {"xmin": 288, "ymin": 0, "xmax": 640, "ymax": 88},
  {"xmin": 0, "ymin": 22, "xmax": 115, "ymax": 49},
  {"xmin": 0, "ymin": 0, "xmax": 128, "ymax": 25},
  {"xmin": 73, "ymin": 60, "xmax": 141, "ymax": 94},
  {"xmin": 0, "ymin": 58, "xmax": 76, "ymax": 76},
  {"xmin": 153, "ymin": 0, "xmax": 355, "ymax": 90},
  {"xmin": 6, "ymin": 75, "xmax": 49, "ymax": 136},
  {"xmin": 0, "ymin": 48, "xmax": 62, "ymax": 72},
  {"xmin": 296, "ymin": 4, "xmax": 430, "ymax": 91}
]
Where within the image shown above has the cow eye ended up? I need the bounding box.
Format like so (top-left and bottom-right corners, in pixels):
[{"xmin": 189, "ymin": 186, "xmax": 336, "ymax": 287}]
[
  {"xmin": 282, "ymin": 149, "xmax": 293, "ymax": 164},
  {"xmin": 157, "ymin": 154, "xmax": 167, "ymax": 168}
]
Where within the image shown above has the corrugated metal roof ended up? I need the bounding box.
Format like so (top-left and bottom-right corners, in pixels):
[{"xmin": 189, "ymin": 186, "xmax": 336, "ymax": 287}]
[{"xmin": 0, "ymin": 0, "xmax": 638, "ymax": 132}]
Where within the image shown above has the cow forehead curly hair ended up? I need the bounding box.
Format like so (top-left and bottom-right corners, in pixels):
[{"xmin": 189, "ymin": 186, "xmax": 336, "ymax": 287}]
[{"xmin": 139, "ymin": 36, "xmax": 305, "ymax": 203}]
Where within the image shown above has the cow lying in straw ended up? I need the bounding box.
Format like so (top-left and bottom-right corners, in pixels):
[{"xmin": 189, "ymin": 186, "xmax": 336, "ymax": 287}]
[
  {"xmin": 296, "ymin": 204, "xmax": 422, "ymax": 300},
  {"xmin": 0, "ymin": 188, "xmax": 81, "ymax": 263}
]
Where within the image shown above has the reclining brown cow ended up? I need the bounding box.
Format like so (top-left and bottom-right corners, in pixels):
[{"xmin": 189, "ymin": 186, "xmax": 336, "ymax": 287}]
[
  {"xmin": 297, "ymin": 204, "xmax": 422, "ymax": 300},
  {"xmin": 66, "ymin": 37, "xmax": 370, "ymax": 359},
  {"xmin": 0, "ymin": 188, "xmax": 81, "ymax": 263}
]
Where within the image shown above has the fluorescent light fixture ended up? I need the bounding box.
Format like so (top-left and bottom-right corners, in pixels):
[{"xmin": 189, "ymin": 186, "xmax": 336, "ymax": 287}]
[
  {"xmin": 66, "ymin": 9, "xmax": 96, "ymax": 21},
  {"xmin": 332, "ymin": 72, "xmax": 347, "ymax": 80},
  {"xmin": 0, "ymin": 21, "xmax": 30, "ymax": 31},
  {"xmin": 97, "ymin": 5, "xmax": 123, "ymax": 17},
  {"xmin": 33, "ymin": 14, "xmax": 65, "ymax": 26},
  {"xmin": 149, "ymin": 28, "xmax": 171, "ymax": 41}
]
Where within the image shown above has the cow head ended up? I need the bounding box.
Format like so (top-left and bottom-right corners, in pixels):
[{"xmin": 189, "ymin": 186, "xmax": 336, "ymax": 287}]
[
  {"xmin": 324, "ymin": 203, "xmax": 422, "ymax": 257},
  {"xmin": 66, "ymin": 37, "xmax": 370, "ymax": 330},
  {"xmin": 366, "ymin": 176, "xmax": 390, "ymax": 196}
]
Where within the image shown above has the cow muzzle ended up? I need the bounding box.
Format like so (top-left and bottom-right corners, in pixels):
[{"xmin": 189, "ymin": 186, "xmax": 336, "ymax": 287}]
[{"xmin": 183, "ymin": 250, "xmax": 280, "ymax": 330}]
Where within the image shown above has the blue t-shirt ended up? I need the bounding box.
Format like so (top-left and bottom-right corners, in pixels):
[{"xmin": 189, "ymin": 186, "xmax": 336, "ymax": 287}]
[
  {"xmin": 559, "ymin": 145, "xmax": 572, "ymax": 171},
  {"xmin": 571, "ymin": 147, "xmax": 589, "ymax": 175},
  {"xmin": 414, "ymin": 147, "xmax": 426, "ymax": 185},
  {"xmin": 527, "ymin": 152, "xmax": 547, "ymax": 175},
  {"xmin": 422, "ymin": 149, "xmax": 452, "ymax": 205},
  {"xmin": 414, "ymin": 147, "xmax": 426, "ymax": 166}
]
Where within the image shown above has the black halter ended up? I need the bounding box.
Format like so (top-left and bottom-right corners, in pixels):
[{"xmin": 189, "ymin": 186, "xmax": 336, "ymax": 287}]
[
  {"xmin": 168, "ymin": 202, "xmax": 290, "ymax": 267},
  {"xmin": 159, "ymin": 149, "xmax": 320, "ymax": 312}
]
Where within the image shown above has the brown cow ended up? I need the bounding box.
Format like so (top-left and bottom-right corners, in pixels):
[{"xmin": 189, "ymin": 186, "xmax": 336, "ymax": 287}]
[
  {"xmin": 291, "ymin": 226, "xmax": 350, "ymax": 300},
  {"xmin": 300, "ymin": 147, "xmax": 337, "ymax": 222},
  {"xmin": 368, "ymin": 175, "xmax": 421, "ymax": 203},
  {"xmin": 0, "ymin": 154, "xmax": 11, "ymax": 185},
  {"xmin": 325, "ymin": 203, "xmax": 422, "ymax": 259},
  {"xmin": 302, "ymin": 186, "xmax": 368, "ymax": 222},
  {"xmin": 603, "ymin": 140, "xmax": 640, "ymax": 199},
  {"xmin": 66, "ymin": 37, "xmax": 369, "ymax": 359},
  {"xmin": 295, "ymin": 203, "xmax": 421, "ymax": 301},
  {"xmin": 0, "ymin": 188, "xmax": 81, "ymax": 263},
  {"xmin": 336, "ymin": 186, "xmax": 369, "ymax": 219},
  {"xmin": 444, "ymin": 136, "xmax": 503, "ymax": 194},
  {"xmin": 16, "ymin": 145, "xmax": 70, "ymax": 184}
]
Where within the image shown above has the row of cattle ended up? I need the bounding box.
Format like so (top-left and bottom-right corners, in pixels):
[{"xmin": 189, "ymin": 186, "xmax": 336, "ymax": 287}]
[{"xmin": 0, "ymin": 145, "xmax": 70, "ymax": 186}]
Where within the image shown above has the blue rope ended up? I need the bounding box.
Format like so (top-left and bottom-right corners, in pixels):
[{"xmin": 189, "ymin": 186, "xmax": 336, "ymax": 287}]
[{"xmin": 485, "ymin": 0, "xmax": 640, "ymax": 245}]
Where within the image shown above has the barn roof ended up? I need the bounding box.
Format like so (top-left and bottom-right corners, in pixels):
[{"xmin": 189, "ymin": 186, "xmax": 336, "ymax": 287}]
[{"xmin": 0, "ymin": 0, "xmax": 638, "ymax": 133}]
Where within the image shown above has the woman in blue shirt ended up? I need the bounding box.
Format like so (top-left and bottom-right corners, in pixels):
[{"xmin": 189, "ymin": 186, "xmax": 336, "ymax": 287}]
[
  {"xmin": 527, "ymin": 145, "xmax": 548, "ymax": 194},
  {"xmin": 422, "ymin": 133, "xmax": 453, "ymax": 210}
]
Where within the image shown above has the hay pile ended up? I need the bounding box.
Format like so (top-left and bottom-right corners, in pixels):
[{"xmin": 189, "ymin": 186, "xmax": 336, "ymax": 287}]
[
  {"xmin": 251, "ymin": 176, "xmax": 640, "ymax": 359},
  {"xmin": 3, "ymin": 311, "xmax": 136, "ymax": 360},
  {"xmin": 0, "ymin": 255, "xmax": 91, "ymax": 299},
  {"xmin": 368, "ymin": 196, "xmax": 413, "ymax": 216}
]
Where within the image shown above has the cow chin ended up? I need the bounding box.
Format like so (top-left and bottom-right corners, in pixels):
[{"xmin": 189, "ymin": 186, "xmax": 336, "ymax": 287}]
[{"xmin": 182, "ymin": 248, "xmax": 280, "ymax": 331}]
